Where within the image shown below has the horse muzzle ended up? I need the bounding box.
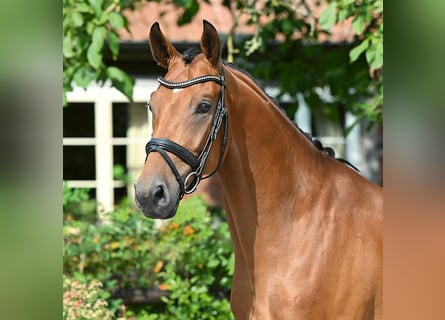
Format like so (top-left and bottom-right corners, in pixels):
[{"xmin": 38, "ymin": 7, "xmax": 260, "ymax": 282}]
[{"xmin": 134, "ymin": 176, "xmax": 180, "ymax": 219}]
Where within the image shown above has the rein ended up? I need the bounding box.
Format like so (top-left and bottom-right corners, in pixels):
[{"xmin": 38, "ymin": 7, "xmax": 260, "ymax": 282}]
[{"xmin": 145, "ymin": 67, "xmax": 228, "ymax": 198}]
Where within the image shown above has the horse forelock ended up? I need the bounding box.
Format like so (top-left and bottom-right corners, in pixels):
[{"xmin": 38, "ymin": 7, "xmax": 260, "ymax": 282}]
[{"xmin": 182, "ymin": 48, "xmax": 201, "ymax": 65}]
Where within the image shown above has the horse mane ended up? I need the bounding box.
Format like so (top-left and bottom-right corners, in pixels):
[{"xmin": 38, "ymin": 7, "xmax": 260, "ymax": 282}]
[{"xmin": 180, "ymin": 48, "xmax": 359, "ymax": 171}]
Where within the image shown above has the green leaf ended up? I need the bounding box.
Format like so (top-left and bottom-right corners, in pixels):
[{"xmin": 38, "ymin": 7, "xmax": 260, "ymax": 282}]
[
  {"xmin": 87, "ymin": 26, "xmax": 106, "ymax": 68},
  {"xmin": 71, "ymin": 11, "xmax": 84, "ymax": 27},
  {"xmin": 112, "ymin": 209, "xmax": 131, "ymax": 223},
  {"xmin": 88, "ymin": 0, "xmax": 103, "ymax": 15},
  {"xmin": 107, "ymin": 66, "xmax": 134, "ymax": 101},
  {"xmin": 178, "ymin": 0, "xmax": 200, "ymax": 25},
  {"xmin": 63, "ymin": 34, "xmax": 74, "ymax": 58},
  {"xmin": 319, "ymin": 2, "xmax": 337, "ymax": 31},
  {"xmin": 374, "ymin": 0, "xmax": 383, "ymax": 13},
  {"xmin": 349, "ymin": 39, "xmax": 369, "ymax": 62},
  {"xmin": 366, "ymin": 41, "xmax": 383, "ymax": 69},
  {"xmin": 113, "ymin": 164, "xmax": 126, "ymax": 181},
  {"xmin": 107, "ymin": 31, "xmax": 120, "ymax": 59},
  {"xmin": 86, "ymin": 21, "xmax": 95, "ymax": 35},
  {"xmin": 281, "ymin": 19, "xmax": 294, "ymax": 34},
  {"xmin": 87, "ymin": 48, "xmax": 102, "ymax": 69},
  {"xmin": 63, "ymin": 91, "xmax": 68, "ymax": 106},
  {"xmin": 351, "ymin": 14, "xmax": 365, "ymax": 34},
  {"xmin": 73, "ymin": 67, "xmax": 96, "ymax": 88},
  {"xmin": 75, "ymin": 3, "xmax": 93, "ymax": 13},
  {"xmin": 337, "ymin": 7, "xmax": 350, "ymax": 22},
  {"xmin": 109, "ymin": 12, "xmax": 125, "ymax": 29},
  {"xmin": 173, "ymin": 0, "xmax": 194, "ymax": 8},
  {"xmin": 92, "ymin": 26, "xmax": 106, "ymax": 48},
  {"xmin": 95, "ymin": 11, "xmax": 109, "ymax": 25}
]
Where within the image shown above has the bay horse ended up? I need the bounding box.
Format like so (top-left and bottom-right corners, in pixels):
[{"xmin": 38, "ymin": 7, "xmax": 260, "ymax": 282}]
[{"xmin": 134, "ymin": 20, "xmax": 382, "ymax": 320}]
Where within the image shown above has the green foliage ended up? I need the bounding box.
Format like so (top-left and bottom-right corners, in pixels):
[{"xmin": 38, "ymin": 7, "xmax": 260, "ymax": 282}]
[
  {"xmin": 63, "ymin": 0, "xmax": 136, "ymax": 104},
  {"xmin": 324, "ymin": 0, "xmax": 383, "ymax": 71},
  {"xmin": 320, "ymin": 0, "xmax": 383, "ymax": 125},
  {"xmin": 165, "ymin": 0, "xmax": 383, "ymax": 127},
  {"xmin": 232, "ymin": 0, "xmax": 383, "ymax": 127},
  {"xmin": 154, "ymin": 197, "xmax": 234, "ymax": 319},
  {"xmin": 113, "ymin": 163, "xmax": 132, "ymax": 184},
  {"xmin": 319, "ymin": 2, "xmax": 338, "ymax": 31},
  {"xmin": 63, "ymin": 185, "xmax": 234, "ymax": 318},
  {"xmin": 173, "ymin": 0, "xmax": 201, "ymax": 25},
  {"xmin": 63, "ymin": 182, "xmax": 90, "ymax": 211},
  {"xmin": 63, "ymin": 182, "xmax": 97, "ymax": 223}
]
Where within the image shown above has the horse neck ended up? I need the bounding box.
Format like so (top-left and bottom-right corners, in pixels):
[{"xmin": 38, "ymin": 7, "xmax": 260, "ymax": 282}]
[{"xmin": 218, "ymin": 65, "xmax": 326, "ymax": 224}]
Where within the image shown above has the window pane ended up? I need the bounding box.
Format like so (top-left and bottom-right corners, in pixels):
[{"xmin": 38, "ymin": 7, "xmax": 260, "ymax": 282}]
[
  {"xmin": 63, "ymin": 146, "xmax": 95, "ymax": 180},
  {"xmin": 63, "ymin": 103, "xmax": 95, "ymax": 137}
]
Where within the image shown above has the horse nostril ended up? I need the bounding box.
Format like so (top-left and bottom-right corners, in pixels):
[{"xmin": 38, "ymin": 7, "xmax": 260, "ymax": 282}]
[
  {"xmin": 151, "ymin": 183, "xmax": 170, "ymax": 207},
  {"xmin": 154, "ymin": 185, "xmax": 164, "ymax": 201}
]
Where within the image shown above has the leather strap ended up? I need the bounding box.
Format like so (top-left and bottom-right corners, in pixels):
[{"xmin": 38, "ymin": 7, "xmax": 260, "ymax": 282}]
[
  {"xmin": 146, "ymin": 138, "xmax": 200, "ymax": 170},
  {"xmin": 158, "ymin": 75, "xmax": 224, "ymax": 89}
]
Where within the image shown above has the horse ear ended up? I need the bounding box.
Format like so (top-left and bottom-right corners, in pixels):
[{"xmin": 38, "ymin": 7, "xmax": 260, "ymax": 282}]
[
  {"xmin": 149, "ymin": 22, "xmax": 180, "ymax": 68},
  {"xmin": 200, "ymin": 20, "xmax": 220, "ymax": 66}
]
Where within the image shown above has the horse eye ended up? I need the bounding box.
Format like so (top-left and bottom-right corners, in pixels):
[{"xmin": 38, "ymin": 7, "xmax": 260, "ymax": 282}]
[{"xmin": 196, "ymin": 102, "xmax": 212, "ymax": 114}]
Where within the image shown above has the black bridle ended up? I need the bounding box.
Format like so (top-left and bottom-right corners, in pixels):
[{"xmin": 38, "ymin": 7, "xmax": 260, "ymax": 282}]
[{"xmin": 145, "ymin": 67, "xmax": 228, "ymax": 199}]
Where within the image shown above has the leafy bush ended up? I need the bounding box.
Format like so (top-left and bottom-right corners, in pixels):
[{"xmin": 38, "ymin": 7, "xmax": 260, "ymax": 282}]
[
  {"xmin": 152, "ymin": 196, "xmax": 234, "ymax": 319},
  {"xmin": 63, "ymin": 186, "xmax": 234, "ymax": 319},
  {"xmin": 63, "ymin": 182, "xmax": 96, "ymax": 223}
]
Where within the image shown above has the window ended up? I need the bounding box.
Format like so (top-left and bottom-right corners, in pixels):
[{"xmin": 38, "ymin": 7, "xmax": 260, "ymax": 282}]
[{"xmin": 63, "ymin": 79, "xmax": 157, "ymax": 212}]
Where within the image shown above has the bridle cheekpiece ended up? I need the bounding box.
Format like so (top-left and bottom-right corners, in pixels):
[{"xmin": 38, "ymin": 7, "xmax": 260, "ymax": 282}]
[{"xmin": 145, "ymin": 67, "xmax": 228, "ymax": 199}]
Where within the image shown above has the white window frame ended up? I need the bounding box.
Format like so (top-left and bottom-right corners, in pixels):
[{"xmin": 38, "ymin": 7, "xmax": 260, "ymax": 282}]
[{"xmin": 64, "ymin": 79, "xmax": 158, "ymax": 214}]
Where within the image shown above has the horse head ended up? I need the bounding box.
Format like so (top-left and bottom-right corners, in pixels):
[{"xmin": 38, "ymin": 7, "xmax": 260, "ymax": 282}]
[{"xmin": 134, "ymin": 20, "xmax": 227, "ymax": 219}]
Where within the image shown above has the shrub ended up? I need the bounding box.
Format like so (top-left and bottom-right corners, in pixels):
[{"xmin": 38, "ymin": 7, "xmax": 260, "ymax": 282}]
[
  {"xmin": 63, "ymin": 186, "xmax": 234, "ymax": 319},
  {"xmin": 63, "ymin": 182, "xmax": 96, "ymax": 223}
]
